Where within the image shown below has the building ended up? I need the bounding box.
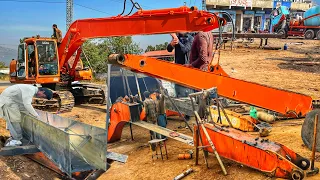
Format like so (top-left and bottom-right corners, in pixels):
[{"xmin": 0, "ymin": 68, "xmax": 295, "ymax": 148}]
[
  {"xmin": 206, "ymin": 0, "xmax": 313, "ymax": 32},
  {"xmin": 0, "ymin": 68, "xmax": 9, "ymax": 75}
]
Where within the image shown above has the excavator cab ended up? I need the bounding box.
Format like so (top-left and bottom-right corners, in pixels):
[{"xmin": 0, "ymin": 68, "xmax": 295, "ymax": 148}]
[
  {"xmin": 270, "ymin": 6, "xmax": 290, "ymax": 35},
  {"xmin": 10, "ymin": 37, "xmax": 60, "ymax": 84},
  {"xmin": 67, "ymin": 55, "xmax": 92, "ymax": 81}
]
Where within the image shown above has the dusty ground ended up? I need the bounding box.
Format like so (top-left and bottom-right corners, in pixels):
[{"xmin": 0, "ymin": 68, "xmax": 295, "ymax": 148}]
[{"xmin": 0, "ymin": 38, "xmax": 320, "ymax": 180}]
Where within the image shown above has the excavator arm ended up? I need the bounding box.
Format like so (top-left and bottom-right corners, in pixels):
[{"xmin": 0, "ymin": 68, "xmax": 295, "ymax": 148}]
[
  {"xmin": 108, "ymin": 54, "xmax": 313, "ymax": 117},
  {"xmin": 58, "ymin": 6, "xmax": 225, "ymax": 69}
]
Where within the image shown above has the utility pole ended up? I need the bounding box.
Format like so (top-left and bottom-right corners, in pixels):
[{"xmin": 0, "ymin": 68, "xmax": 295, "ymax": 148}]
[
  {"xmin": 66, "ymin": 0, "xmax": 73, "ymax": 30},
  {"xmin": 202, "ymin": 0, "xmax": 206, "ymax": 10}
]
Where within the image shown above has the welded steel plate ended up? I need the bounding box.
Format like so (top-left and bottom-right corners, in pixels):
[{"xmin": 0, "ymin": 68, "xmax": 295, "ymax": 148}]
[{"xmin": 21, "ymin": 110, "xmax": 107, "ymax": 177}]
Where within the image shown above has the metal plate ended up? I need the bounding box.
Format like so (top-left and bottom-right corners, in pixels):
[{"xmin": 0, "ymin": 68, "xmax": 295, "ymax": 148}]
[
  {"xmin": 106, "ymin": 151, "xmax": 128, "ymax": 163},
  {"xmin": 21, "ymin": 110, "xmax": 107, "ymax": 177},
  {"xmin": 301, "ymin": 109, "xmax": 320, "ymax": 152},
  {"xmin": 132, "ymin": 121, "xmax": 194, "ymax": 146}
]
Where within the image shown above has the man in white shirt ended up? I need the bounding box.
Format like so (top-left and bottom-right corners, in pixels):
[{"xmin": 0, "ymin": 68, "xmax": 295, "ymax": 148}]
[{"xmin": 0, "ymin": 84, "xmax": 53, "ymax": 146}]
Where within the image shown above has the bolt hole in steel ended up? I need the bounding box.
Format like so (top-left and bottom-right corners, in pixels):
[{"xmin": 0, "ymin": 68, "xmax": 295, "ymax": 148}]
[
  {"xmin": 301, "ymin": 161, "xmax": 307, "ymax": 167},
  {"xmin": 117, "ymin": 54, "xmax": 125, "ymax": 63},
  {"xmin": 207, "ymin": 17, "xmax": 212, "ymax": 24},
  {"xmin": 139, "ymin": 59, "xmax": 146, "ymax": 67},
  {"xmin": 297, "ymin": 158, "xmax": 310, "ymax": 170}
]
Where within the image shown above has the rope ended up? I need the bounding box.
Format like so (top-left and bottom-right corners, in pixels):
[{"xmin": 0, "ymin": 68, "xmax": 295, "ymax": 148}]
[{"xmin": 142, "ymin": 77, "xmax": 148, "ymax": 92}]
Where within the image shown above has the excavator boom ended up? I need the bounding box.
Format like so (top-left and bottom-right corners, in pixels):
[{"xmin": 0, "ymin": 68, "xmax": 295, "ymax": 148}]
[
  {"xmin": 109, "ymin": 54, "xmax": 313, "ymax": 117},
  {"xmin": 58, "ymin": 6, "xmax": 224, "ymax": 69}
]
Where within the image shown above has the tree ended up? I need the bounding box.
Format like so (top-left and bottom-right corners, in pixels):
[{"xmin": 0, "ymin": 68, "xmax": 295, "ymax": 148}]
[
  {"xmin": 0, "ymin": 61, "xmax": 6, "ymax": 68},
  {"xmin": 145, "ymin": 42, "xmax": 169, "ymax": 52},
  {"xmin": 81, "ymin": 37, "xmax": 142, "ymax": 73}
]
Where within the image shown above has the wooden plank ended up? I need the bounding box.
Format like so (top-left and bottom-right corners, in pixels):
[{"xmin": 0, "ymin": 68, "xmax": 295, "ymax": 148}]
[{"xmin": 132, "ymin": 121, "xmax": 194, "ymax": 146}]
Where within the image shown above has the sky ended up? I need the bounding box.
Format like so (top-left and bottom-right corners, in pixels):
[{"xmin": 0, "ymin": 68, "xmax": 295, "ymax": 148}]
[{"xmin": 0, "ymin": 0, "xmax": 202, "ymax": 50}]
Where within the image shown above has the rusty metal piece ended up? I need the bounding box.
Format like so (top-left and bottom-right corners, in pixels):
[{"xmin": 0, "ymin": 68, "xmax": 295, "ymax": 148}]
[
  {"xmin": 173, "ymin": 168, "xmax": 194, "ymax": 180},
  {"xmin": 302, "ymin": 109, "xmax": 320, "ymax": 152},
  {"xmin": 306, "ymin": 114, "xmax": 320, "ymax": 177},
  {"xmin": 195, "ymin": 123, "xmax": 308, "ymax": 179}
]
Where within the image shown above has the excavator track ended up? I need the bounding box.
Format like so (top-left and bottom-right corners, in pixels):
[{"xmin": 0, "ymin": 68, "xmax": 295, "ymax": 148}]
[
  {"xmin": 32, "ymin": 90, "xmax": 75, "ymax": 113},
  {"xmin": 70, "ymin": 83, "xmax": 106, "ymax": 105},
  {"xmin": 56, "ymin": 91, "xmax": 75, "ymax": 113}
]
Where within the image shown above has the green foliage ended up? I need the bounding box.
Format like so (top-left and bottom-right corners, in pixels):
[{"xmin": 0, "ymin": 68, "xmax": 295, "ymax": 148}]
[
  {"xmin": 0, "ymin": 61, "xmax": 6, "ymax": 68},
  {"xmin": 81, "ymin": 37, "xmax": 142, "ymax": 73},
  {"xmin": 145, "ymin": 42, "xmax": 169, "ymax": 52}
]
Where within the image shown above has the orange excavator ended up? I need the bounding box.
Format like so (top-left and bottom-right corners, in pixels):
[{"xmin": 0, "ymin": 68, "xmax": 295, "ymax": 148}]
[
  {"xmin": 5, "ymin": 5, "xmax": 226, "ymax": 179},
  {"xmin": 8, "ymin": 6, "xmax": 222, "ymax": 113},
  {"xmin": 5, "ymin": 4, "xmax": 318, "ymax": 179}
]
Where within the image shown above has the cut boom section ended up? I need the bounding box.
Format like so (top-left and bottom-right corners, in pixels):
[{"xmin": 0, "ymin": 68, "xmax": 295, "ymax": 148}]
[{"xmin": 108, "ymin": 54, "xmax": 313, "ymax": 117}]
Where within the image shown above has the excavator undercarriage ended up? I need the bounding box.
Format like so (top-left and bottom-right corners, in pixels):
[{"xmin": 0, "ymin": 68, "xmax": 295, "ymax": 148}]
[{"xmin": 32, "ymin": 83, "xmax": 106, "ymax": 113}]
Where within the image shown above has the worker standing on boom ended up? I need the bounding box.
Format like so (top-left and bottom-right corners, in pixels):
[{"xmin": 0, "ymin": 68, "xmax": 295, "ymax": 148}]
[
  {"xmin": 52, "ymin": 24, "xmax": 62, "ymax": 46},
  {"xmin": 0, "ymin": 84, "xmax": 53, "ymax": 147}
]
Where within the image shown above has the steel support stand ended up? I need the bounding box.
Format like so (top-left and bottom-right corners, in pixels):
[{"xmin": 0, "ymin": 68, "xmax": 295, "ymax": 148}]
[
  {"xmin": 105, "ymin": 64, "xmax": 112, "ymax": 143},
  {"xmin": 129, "ymin": 123, "xmax": 134, "ymax": 141},
  {"xmin": 194, "ymin": 111, "xmax": 227, "ymax": 175}
]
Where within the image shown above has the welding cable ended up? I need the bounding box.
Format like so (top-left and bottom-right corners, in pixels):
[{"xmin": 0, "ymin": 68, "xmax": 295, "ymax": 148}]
[
  {"xmin": 120, "ymin": 0, "xmax": 142, "ymax": 16},
  {"xmin": 130, "ymin": 0, "xmax": 141, "ymax": 10},
  {"xmin": 220, "ymin": 11, "xmax": 236, "ymax": 41},
  {"xmin": 126, "ymin": 0, "xmax": 142, "ymax": 15},
  {"xmin": 207, "ymin": 12, "xmax": 223, "ymax": 67},
  {"xmin": 209, "ymin": 12, "xmax": 223, "ymax": 47},
  {"xmin": 221, "ymin": 11, "xmax": 236, "ymax": 50},
  {"xmin": 119, "ymin": 0, "xmax": 127, "ymax": 15}
]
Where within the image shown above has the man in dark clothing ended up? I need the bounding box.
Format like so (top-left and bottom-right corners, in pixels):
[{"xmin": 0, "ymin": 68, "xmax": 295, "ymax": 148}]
[
  {"xmin": 167, "ymin": 33, "xmax": 194, "ymax": 97},
  {"xmin": 167, "ymin": 32, "xmax": 194, "ymax": 65},
  {"xmin": 187, "ymin": 31, "xmax": 214, "ymax": 71}
]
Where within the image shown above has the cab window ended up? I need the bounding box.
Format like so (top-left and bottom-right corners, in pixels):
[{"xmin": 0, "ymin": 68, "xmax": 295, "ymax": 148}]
[
  {"xmin": 17, "ymin": 44, "xmax": 26, "ymax": 78},
  {"xmin": 272, "ymin": 10, "xmax": 279, "ymax": 17},
  {"xmin": 27, "ymin": 44, "xmax": 36, "ymax": 77},
  {"xmin": 36, "ymin": 41, "xmax": 58, "ymax": 75}
]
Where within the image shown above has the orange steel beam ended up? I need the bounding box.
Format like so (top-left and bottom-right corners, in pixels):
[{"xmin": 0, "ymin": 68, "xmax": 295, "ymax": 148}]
[
  {"xmin": 109, "ymin": 54, "xmax": 313, "ymax": 117},
  {"xmin": 58, "ymin": 6, "xmax": 225, "ymax": 69},
  {"xmin": 195, "ymin": 124, "xmax": 308, "ymax": 179}
]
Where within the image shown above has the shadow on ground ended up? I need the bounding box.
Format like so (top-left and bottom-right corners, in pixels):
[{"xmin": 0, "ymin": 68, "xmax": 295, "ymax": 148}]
[
  {"xmin": 288, "ymin": 45, "xmax": 320, "ymax": 55},
  {"xmin": 265, "ymin": 57, "xmax": 320, "ymax": 74}
]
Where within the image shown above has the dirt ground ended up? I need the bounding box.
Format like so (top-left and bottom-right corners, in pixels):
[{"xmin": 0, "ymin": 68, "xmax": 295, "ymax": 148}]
[{"xmin": 0, "ymin": 38, "xmax": 320, "ymax": 180}]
